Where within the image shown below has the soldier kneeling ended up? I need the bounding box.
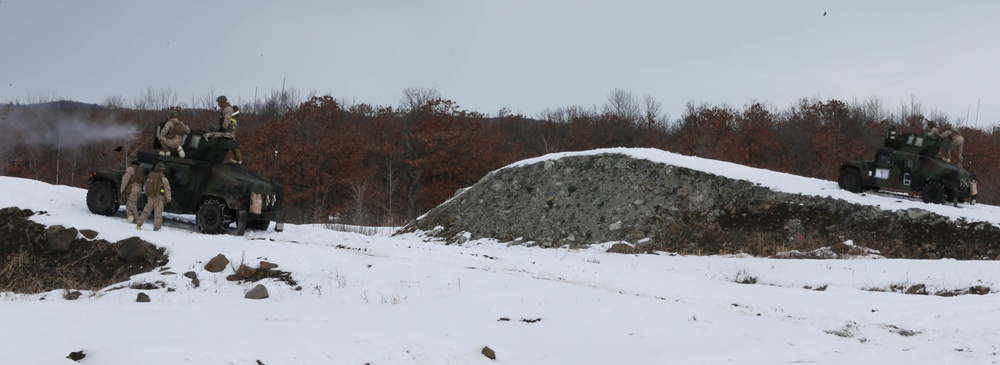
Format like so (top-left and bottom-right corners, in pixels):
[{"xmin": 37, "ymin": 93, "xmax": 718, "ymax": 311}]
[{"xmin": 159, "ymin": 109, "xmax": 191, "ymax": 157}]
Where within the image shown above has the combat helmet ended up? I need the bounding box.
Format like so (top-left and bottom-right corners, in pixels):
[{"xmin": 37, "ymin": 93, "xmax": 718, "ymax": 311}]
[
  {"xmin": 167, "ymin": 109, "xmax": 179, "ymax": 119},
  {"xmin": 127, "ymin": 154, "xmax": 139, "ymax": 165},
  {"xmin": 154, "ymin": 162, "xmax": 166, "ymax": 172},
  {"xmin": 216, "ymin": 95, "xmax": 228, "ymax": 103}
]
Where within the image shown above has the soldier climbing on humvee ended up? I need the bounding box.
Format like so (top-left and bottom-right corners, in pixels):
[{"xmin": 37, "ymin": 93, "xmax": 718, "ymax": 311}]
[
  {"xmin": 940, "ymin": 125, "xmax": 964, "ymax": 167},
  {"xmin": 204, "ymin": 95, "xmax": 242, "ymax": 164}
]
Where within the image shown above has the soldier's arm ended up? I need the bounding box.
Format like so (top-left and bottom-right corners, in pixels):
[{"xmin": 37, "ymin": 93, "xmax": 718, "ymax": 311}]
[
  {"xmin": 182, "ymin": 121, "xmax": 191, "ymax": 134},
  {"xmin": 120, "ymin": 168, "xmax": 133, "ymax": 193},
  {"xmin": 159, "ymin": 122, "xmax": 170, "ymax": 138},
  {"xmin": 163, "ymin": 177, "xmax": 172, "ymax": 202},
  {"xmin": 221, "ymin": 106, "xmax": 234, "ymax": 130}
]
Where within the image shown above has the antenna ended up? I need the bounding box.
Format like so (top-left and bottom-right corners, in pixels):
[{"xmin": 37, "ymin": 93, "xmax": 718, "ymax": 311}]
[{"xmin": 975, "ymin": 98, "xmax": 980, "ymax": 128}]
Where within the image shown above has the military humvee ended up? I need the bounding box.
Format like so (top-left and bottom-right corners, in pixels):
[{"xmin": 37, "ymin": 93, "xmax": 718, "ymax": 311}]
[
  {"xmin": 85, "ymin": 121, "xmax": 285, "ymax": 235},
  {"xmin": 838, "ymin": 126, "xmax": 975, "ymax": 205}
]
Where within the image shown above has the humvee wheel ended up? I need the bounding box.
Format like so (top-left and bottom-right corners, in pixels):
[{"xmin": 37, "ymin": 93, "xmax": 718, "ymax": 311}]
[
  {"xmin": 197, "ymin": 199, "xmax": 227, "ymax": 234},
  {"xmin": 86, "ymin": 180, "xmax": 119, "ymax": 216},
  {"xmin": 922, "ymin": 181, "xmax": 945, "ymax": 204},
  {"xmin": 838, "ymin": 168, "xmax": 863, "ymax": 193}
]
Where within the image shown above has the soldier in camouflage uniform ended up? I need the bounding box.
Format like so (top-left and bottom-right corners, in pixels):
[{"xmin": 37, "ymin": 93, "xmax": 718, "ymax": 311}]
[
  {"xmin": 158, "ymin": 109, "xmax": 191, "ymax": 157},
  {"xmin": 204, "ymin": 95, "xmax": 242, "ymax": 164},
  {"xmin": 119, "ymin": 155, "xmax": 144, "ymax": 223},
  {"xmin": 925, "ymin": 120, "xmax": 940, "ymax": 138},
  {"xmin": 136, "ymin": 162, "xmax": 172, "ymax": 231},
  {"xmin": 940, "ymin": 126, "xmax": 964, "ymax": 167}
]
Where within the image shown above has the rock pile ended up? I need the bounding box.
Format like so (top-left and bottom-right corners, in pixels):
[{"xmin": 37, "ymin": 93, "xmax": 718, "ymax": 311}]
[
  {"xmin": 399, "ymin": 152, "xmax": 1000, "ymax": 260},
  {"xmin": 0, "ymin": 207, "xmax": 167, "ymax": 293}
]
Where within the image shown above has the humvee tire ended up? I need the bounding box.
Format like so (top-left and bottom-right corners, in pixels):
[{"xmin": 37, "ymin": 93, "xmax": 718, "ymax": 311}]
[
  {"xmin": 197, "ymin": 199, "xmax": 227, "ymax": 234},
  {"xmin": 838, "ymin": 167, "xmax": 862, "ymax": 193},
  {"xmin": 922, "ymin": 181, "xmax": 945, "ymax": 204},
  {"xmin": 87, "ymin": 181, "xmax": 119, "ymax": 216}
]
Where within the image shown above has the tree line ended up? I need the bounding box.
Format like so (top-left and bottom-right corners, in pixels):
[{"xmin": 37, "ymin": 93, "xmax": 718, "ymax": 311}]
[{"xmin": 3, "ymin": 88, "xmax": 998, "ymax": 225}]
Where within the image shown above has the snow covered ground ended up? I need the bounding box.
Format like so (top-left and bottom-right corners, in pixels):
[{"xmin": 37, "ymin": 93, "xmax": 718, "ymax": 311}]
[{"xmin": 3, "ymin": 147, "xmax": 1000, "ymax": 365}]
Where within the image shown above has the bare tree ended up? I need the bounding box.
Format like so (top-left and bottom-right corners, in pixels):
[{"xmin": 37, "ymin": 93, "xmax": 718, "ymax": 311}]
[
  {"xmin": 133, "ymin": 87, "xmax": 178, "ymax": 110},
  {"xmin": 251, "ymin": 87, "xmax": 301, "ymax": 120},
  {"xmin": 853, "ymin": 96, "xmax": 889, "ymax": 124},
  {"xmin": 347, "ymin": 178, "xmax": 371, "ymax": 225},
  {"xmin": 102, "ymin": 95, "xmax": 128, "ymax": 109},
  {"xmin": 21, "ymin": 90, "xmax": 62, "ymax": 104},
  {"xmin": 373, "ymin": 161, "xmax": 401, "ymax": 225},
  {"xmin": 536, "ymin": 105, "xmax": 593, "ymax": 124},
  {"xmin": 191, "ymin": 87, "xmax": 218, "ymax": 110},
  {"xmin": 603, "ymin": 89, "xmax": 641, "ymax": 124},
  {"xmin": 399, "ymin": 87, "xmax": 441, "ymax": 114}
]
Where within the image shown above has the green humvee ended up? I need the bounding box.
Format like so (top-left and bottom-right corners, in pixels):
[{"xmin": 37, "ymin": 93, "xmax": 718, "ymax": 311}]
[
  {"xmin": 838, "ymin": 126, "xmax": 975, "ymax": 206},
  {"xmin": 85, "ymin": 121, "xmax": 285, "ymax": 235}
]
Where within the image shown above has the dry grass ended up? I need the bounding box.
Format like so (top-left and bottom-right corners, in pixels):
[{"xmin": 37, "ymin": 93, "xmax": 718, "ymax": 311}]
[{"xmin": 325, "ymin": 223, "xmax": 396, "ymax": 237}]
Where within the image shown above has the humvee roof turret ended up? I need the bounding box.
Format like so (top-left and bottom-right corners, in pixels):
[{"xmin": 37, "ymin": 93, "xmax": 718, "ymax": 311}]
[
  {"xmin": 838, "ymin": 126, "xmax": 975, "ymax": 206},
  {"xmin": 86, "ymin": 120, "xmax": 285, "ymax": 235}
]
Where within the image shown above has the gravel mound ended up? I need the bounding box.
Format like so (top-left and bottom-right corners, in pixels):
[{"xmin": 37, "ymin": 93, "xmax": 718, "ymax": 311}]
[{"xmin": 399, "ymin": 152, "xmax": 1000, "ymax": 259}]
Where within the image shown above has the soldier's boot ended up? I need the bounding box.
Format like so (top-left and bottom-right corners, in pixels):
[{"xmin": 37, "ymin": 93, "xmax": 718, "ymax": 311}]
[
  {"xmin": 135, "ymin": 225, "xmax": 142, "ymax": 231},
  {"xmin": 971, "ymin": 194, "xmax": 977, "ymax": 205},
  {"xmin": 177, "ymin": 146, "xmax": 185, "ymax": 158},
  {"xmin": 233, "ymin": 149, "xmax": 243, "ymax": 165},
  {"xmin": 154, "ymin": 226, "xmax": 160, "ymax": 232},
  {"xmin": 126, "ymin": 214, "xmax": 134, "ymax": 223}
]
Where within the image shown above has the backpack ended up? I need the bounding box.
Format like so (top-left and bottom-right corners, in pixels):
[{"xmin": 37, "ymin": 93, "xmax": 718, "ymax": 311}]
[
  {"xmin": 144, "ymin": 172, "xmax": 164, "ymax": 197},
  {"xmin": 128, "ymin": 166, "xmax": 145, "ymax": 186}
]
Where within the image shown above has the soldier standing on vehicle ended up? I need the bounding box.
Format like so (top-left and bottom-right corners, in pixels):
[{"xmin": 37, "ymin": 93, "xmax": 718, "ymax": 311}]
[
  {"xmin": 158, "ymin": 109, "xmax": 191, "ymax": 157},
  {"xmin": 940, "ymin": 126, "xmax": 964, "ymax": 167},
  {"xmin": 925, "ymin": 120, "xmax": 940, "ymax": 138},
  {"xmin": 120, "ymin": 155, "xmax": 144, "ymax": 223},
  {"xmin": 204, "ymin": 95, "xmax": 242, "ymax": 164},
  {"xmin": 136, "ymin": 162, "xmax": 172, "ymax": 231}
]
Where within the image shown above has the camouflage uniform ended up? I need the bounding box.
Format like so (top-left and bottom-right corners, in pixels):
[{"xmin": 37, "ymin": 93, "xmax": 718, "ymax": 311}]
[
  {"xmin": 136, "ymin": 164, "xmax": 172, "ymax": 231},
  {"xmin": 120, "ymin": 162, "xmax": 144, "ymax": 223},
  {"xmin": 206, "ymin": 97, "xmax": 242, "ymax": 163},
  {"xmin": 940, "ymin": 128, "xmax": 964, "ymax": 165},
  {"xmin": 158, "ymin": 117, "xmax": 190, "ymax": 156}
]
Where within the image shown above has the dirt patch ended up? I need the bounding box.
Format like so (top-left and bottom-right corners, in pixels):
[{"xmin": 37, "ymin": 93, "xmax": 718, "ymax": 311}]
[
  {"xmin": 0, "ymin": 207, "xmax": 168, "ymax": 294},
  {"xmin": 646, "ymin": 201, "xmax": 1000, "ymax": 259}
]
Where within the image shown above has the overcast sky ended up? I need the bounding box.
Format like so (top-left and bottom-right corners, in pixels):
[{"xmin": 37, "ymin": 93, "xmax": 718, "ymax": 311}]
[{"xmin": 3, "ymin": 1, "xmax": 1000, "ymax": 126}]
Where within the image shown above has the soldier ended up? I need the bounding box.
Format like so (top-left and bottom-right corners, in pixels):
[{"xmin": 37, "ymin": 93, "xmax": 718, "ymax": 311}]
[
  {"xmin": 119, "ymin": 154, "xmax": 144, "ymax": 223},
  {"xmin": 204, "ymin": 95, "xmax": 242, "ymax": 164},
  {"xmin": 940, "ymin": 126, "xmax": 964, "ymax": 166},
  {"xmin": 136, "ymin": 162, "xmax": 172, "ymax": 231},
  {"xmin": 925, "ymin": 120, "xmax": 940, "ymax": 138},
  {"xmin": 158, "ymin": 109, "xmax": 191, "ymax": 157}
]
